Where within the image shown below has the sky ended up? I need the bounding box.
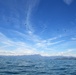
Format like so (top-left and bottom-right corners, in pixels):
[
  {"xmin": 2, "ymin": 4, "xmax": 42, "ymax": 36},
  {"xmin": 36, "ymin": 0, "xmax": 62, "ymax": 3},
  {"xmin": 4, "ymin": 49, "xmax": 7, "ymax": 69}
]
[{"xmin": 0, "ymin": 0, "xmax": 76, "ymax": 56}]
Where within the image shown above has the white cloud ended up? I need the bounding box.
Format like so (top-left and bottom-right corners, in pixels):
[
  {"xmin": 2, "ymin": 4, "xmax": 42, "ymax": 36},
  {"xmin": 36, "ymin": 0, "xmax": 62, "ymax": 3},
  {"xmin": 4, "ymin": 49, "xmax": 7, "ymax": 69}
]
[
  {"xmin": 57, "ymin": 49, "xmax": 76, "ymax": 56},
  {"xmin": 63, "ymin": 0, "xmax": 74, "ymax": 5},
  {"xmin": 0, "ymin": 49, "xmax": 36, "ymax": 56},
  {"xmin": 71, "ymin": 37, "xmax": 76, "ymax": 40}
]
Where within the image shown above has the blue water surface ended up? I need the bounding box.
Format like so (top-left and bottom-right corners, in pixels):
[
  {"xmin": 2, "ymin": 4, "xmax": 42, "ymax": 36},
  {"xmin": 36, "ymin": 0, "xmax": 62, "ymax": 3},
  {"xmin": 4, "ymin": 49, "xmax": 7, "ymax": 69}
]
[{"xmin": 0, "ymin": 56, "xmax": 76, "ymax": 75}]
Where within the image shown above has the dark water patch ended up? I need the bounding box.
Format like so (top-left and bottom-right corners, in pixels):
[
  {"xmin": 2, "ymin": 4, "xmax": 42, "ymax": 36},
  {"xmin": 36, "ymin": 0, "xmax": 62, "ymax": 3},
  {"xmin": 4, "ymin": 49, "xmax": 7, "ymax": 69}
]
[
  {"xmin": 0, "ymin": 67, "xmax": 6, "ymax": 69},
  {"xmin": 18, "ymin": 65, "xmax": 31, "ymax": 67},
  {"xmin": 51, "ymin": 68, "xmax": 66, "ymax": 71},
  {"xmin": 65, "ymin": 65, "xmax": 71, "ymax": 67},
  {"xmin": 17, "ymin": 64, "xmax": 35, "ymax": 68},
  {"xmin": 70, "ymin": 72, "xmax": 76, "ymax": 75},
  {"xmin": 36, "ymin": 71, "xmax": 48, "ymax": 74},
  {"xmin": 20, "ymin": 70, "xmax": 37, "ymax": 73},
  {"xmin": 35, "ymin": 66, "xmax": 44, "ymax": 69},
  {"xmin": 6, "ymin": 61, "xmax": 12, "ymax": 64},
  {"xmin": 39, "ymin": 72, "xmax": 47, "ymax": 74},
  {"xmin": 0, "ymin": 71, "xmax": 20, "ymax": 74},
  {"xmin": 58, "ymin": 68, "xmax": 66, "ymax": 70},
  {"xmin": 69, "ymin": 71, "xmax": 76, "ymax": 75}
]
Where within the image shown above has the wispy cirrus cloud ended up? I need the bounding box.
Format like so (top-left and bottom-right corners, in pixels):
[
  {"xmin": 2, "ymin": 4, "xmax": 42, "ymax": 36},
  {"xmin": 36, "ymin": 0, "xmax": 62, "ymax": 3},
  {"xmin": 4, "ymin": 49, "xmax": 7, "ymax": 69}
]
[
  {"xmin": 25, "ymin": 0, "xmax": 40, "ymax": 33},
  {"xmin": 12, "ymin": 30, "xmax": 64, "ymax": 48},
  {"xmin": 1, "ymin": 0, "xmax": 64, "ymax": 53},
  {"xmin": 0, "ymin": 31, "xmax": 76, "ymax": 56},
  {"xmin": 0, "ymin": 32, "xmax": 38, "ymax": 55},
  {"xmin": 40, "ymin": 24, "xmax": 47, "ymax": 35},
  {"xmin": 0, "ymin": 32, "xmax": 51, "ymax": 56},
  {"xmin": 23, "ymin": 0, "xmax": 42, "ymax": 44},
  {"xmin": 23, "ymin": 0, "xmax": 64, "ymax": 49},
  {"xmin": 35, "ymin": 35, "xmax": 64, "ymax": 49},
  {"xmin": 0, "ymin": 32, "xmax": 64, "ymax": 56},
  {"xmin": 36, "ymin": 39, "xmax": 64, "ymax": 48},
  {"xmin": 63, "ymin": 0, "xmax": 74, "ymax": 5},
  {"xmin": 0, "ymin": 32, "xmax": 14, "ymax": 46}
]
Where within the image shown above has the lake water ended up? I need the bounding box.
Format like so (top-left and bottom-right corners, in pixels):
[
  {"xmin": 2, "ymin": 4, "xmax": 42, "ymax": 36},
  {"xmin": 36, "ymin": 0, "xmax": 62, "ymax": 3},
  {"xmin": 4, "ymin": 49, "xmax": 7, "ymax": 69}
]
[{"xmin": 0, "ymin": 56, "xmax": 76, "ymax": 75}]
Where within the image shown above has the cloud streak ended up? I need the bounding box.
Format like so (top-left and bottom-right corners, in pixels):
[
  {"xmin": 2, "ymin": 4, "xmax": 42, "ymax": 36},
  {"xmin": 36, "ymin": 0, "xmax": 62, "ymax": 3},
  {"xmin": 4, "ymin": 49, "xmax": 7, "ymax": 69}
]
[
  {"xmin": 63, "ymin": 0, "xmax": 74, "ymax": 5},
  {"xmin": 25, "ymin": 0, "xmax": 40, "ymax": 33}
]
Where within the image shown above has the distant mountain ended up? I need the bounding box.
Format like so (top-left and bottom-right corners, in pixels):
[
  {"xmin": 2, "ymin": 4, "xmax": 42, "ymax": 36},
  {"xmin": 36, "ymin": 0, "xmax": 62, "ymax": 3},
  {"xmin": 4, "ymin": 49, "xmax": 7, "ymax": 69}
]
[
  {"xmin": 55, "ymin": 56, "xmax": 76, "ymax": 60},
  {"xmin": 0, "ymin": 55, "xmax": 76, "ymax": 60}
]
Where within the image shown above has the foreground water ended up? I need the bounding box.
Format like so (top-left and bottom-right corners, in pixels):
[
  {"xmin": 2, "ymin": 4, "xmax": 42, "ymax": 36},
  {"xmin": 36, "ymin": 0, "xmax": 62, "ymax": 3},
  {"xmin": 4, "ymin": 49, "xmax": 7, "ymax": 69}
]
[{"xmin": 0, "ymin": 56, "xmax": 76, "ymax": 75}]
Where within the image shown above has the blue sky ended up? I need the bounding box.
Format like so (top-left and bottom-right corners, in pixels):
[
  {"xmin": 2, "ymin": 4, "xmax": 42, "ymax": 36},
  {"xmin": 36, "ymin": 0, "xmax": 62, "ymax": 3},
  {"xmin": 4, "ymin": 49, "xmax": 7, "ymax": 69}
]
[{"xmin": 0, "ymin": 0, "xmax": 76, "ymax": 56}]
